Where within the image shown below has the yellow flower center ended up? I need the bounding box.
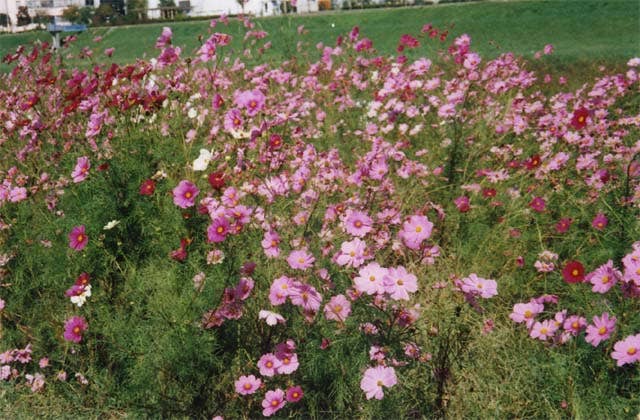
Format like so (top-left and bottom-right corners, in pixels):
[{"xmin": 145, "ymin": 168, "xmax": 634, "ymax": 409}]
[
  {"xmin": 540, "ymin": 327, "xmax": 548, "ymax": 335},
  {"xmin": 598, "ymin": 327, "xmax": 607, "ymax": 335},
  {"xmin": 524, "ymin": 310, "xmax": 533, "ymax": 318},
  {"xmin": 298, "ymin": 257, "xmax": 305, "ymax": 264},
  {"xmin": 73, "ymin": 326, "xmax": 81, "ymax": 334},
  {"xmin": 333, "ymin": 305, "xmax": 342, "ymax": 313},
  {"xmin": 185, "ymin": 192, "xmax": 192, "ymax": 198},
  {"xmin": 571, "ymin": 269, "xmax": 579, "ymax": 276},
  {"xmin": 76, "ymin": 234, "xmax": 84, "ymax": 242},
  {"xmin": 292, "ymin": 392, "xmax": 299, "ymax": 398},
  {"xmin": 266, "ymin": 361, "xmax": 273, "ymax": 368},
  {"xmin": 628, "ymin": 347, "xmax": 637, "ymax": 356},
  {"xmin": 415, "ymin": 226, "xmax": 422, "ymax": 233},
  {"xmin": 354, "ymin": 220, "xmax": 363, "ymax": 228},
  {"xmin": 397, "ymin": 279, "xmax": 404, "ymax": 286},
  {"xmin": 216, "ymin": 226, "xmax": 224, "ymax": 234},
  {"xmin": 571, "ymin": 322, "xmax": 579, "ymax": 329},
  {"xmin": 369, "ymin": 275, "xmax": 376, "ymax": 282},
  {"xmin": 271, "ymin": 400, "xmax": 279, "ymax": 407},
  {"xmin": 243, "ymin": 383, "xmax": 252, "ymax": 390},
  {"xmin": 376, "ymin": 380, "xmax": 383, "ymax": 387},
  {"xmin": 601, "ymin": 275, "xmax": 609, "ymax": 284}
]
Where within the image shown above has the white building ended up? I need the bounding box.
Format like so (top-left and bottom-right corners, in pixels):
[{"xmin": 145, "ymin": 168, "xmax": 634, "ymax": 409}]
[
  {"xmin": 146, "ymin": 0, "xmax": 318, "ymax": 19},
  {"xmin": 1, "ymin": 0, "xmax": 98, "ymax": 32}
]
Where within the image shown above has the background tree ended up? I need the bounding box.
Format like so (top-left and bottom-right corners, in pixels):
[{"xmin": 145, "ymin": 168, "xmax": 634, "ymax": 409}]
[{"xmin": 16, "ymin": 6, "xmax": 31, "ymax": 26}]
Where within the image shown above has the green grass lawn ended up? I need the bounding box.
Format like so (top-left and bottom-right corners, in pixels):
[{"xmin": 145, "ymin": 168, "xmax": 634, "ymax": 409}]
[{"xmin": 1, "ymin": 0, "xmax": 639, "ymax": 74}]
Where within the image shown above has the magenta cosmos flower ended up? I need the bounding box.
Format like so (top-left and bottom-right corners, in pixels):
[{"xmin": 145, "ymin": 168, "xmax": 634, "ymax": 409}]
[
  {"xmin": 324, "ymin": 294, "xmax": 351, "ymax": 322},
  {"xmin": 63, "ymin": 316, "xmax": 88, "ymax": 343},
  {"xmin": 592, "ymin": 213, "xmax": 608, "ymax": 231},
  {"xmin": 287, "ymin": 249, "xmax": 315, "ymax": 270},
  {"xmin": 286, "ymin": 385, "xmax": 304, "ymax": 403},
  {"xmin": 335, "ymin": 238, "xmax": 367, "ymax": 268},
  {"xmin": 234, "ymin": 374, "xmax": 261, "ymax": 395},
  {"xmin": 360, "ymin": 365, "xmax": 398, "ymax": 400},
  {"xmin": 207, "ymin": 217, "xmax": 230, "ymax": 243},
  {"xmin": 68, "ymin": 225, "xmax": 89, "ymax": 251},
  {"xmin": 585, "ymin": 312, "xmax": 616, "ymax": 347},
  {"xmin": 611, "ymin": 334, "xmax": 640, "ymax": 367},
  {"xmin": 262, "ymin": 389, "xmax": 286, "ymax": 417},
  {"xmin": 399, "ymin": 215, "xmax": 433, "ymax": 250},
  {"xmin": 172, "ymin": 180, "xmax": 199, "ymax": 209},
  {"xmin": 71, "ymin": 156, "xmax": 90, "ymax": 183}
]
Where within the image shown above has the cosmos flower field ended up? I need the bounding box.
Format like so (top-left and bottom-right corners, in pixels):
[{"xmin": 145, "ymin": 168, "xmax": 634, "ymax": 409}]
[{"xmin": 0, "ymin": 12, "xmax": 639, "ymax": 418}]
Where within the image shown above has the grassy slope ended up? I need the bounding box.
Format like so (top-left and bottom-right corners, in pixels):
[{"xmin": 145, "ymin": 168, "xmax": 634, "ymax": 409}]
[{"xmin": 0, "ymin": 0, "xmax": 639, "ymax": 73}]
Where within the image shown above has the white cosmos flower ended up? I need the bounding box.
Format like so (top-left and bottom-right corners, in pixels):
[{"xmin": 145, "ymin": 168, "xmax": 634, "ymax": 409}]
[
  {"xmin": 103, "ymin": 220, "xmax": 120, "ymax": 230},
  {"xmin": 70, "ymin": 285, "xmax": 92, "ymax": 307},
  {"xmin": 259, "ymin": 310, "xmax": 286, "ymax": 326},
  {"xmin": 193, "ymin": 149, "xmax": 213, "ymax": 171}
]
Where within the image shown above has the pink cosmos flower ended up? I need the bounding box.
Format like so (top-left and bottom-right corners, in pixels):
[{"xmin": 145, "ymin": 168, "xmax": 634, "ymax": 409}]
[
  {"xmin": 287, "ymin": 249, "xmax": 315, "ymax": 270},
  {"xmin": 207, "ymin": 217, "xmax": 230, "ymax": 243},
  {"xmin": 509, "ymin": 301, "xmax": 544, "ymax": 328},
  {"xmin": 530, "ymin": 319, "xmax": 558, "ymax": 341},
  {"xmin": 360, "ymin": 365, "xmax": 398, "ymax": 400},
  {"xmin": 354, "ymin": 262, "xmax": 388, "ymax": 295},
  {"xmin": 454, "ymin": 195, "xmax": 470, "ymax": 212},
  {"xmin": 172, "ymin": 180, "xmax": 199, "ymax": 208},
  {"xmin": 585, "ymin": 312, "xmax": 616, "ymax": 347},
  {"xmin": 261, "ymin": 231, "xmax": 281, "ymax": 258},
  {"xmin": 276, "ymin": 353, "xmax": 299, "ymax": 375},
  {"xmin": 71, "ymin": 156, "xmax": 90, "ymax": 183},
  {"xmin": 68, "ymin": 225, "xmax": 88, "ymax": 251},
  {"xmin": 324, "ymin": 294, "xmax": 351, "ymax": 322},
  {"xmin": 257, "ymin": 353, "xmax": 282, "ymax": 377},
  {"xmin": 9, "ymin": 187, "xmax": 27, "ymax": 203},
  {"xmin": 344, "ymin": 210, "xmax": 373, "ymax": 237},
  {"xmin": 63, "ymin": 316, "xmax": 88, "ymax": 343},
  {"xmin": 398, "ymin": 215, "xmax": 433, "ymax": 250},
  {"xmin": 235, "ymin": 89, "xmax": 266, "ymax": 116},
  {"xmin": 592, "ymin": 213, "xmax": 608, "ymax": 231},
  {"xmin": 286, "ymin": 386, "xmax": 304, "ymax": 402},
  {"xmin": 289, "ymin": 283, "xmax": 322, "ymax": 312},
  {"xmin": 269, "ymin": 276, "xmax": 294, "ymax": 306},
  {"xmin": 586, "ymin": 260, "xmax": 621, "ymax": 294},
  {"xmin": 235, "ymin": 374, "xmax": 261, "ymax": 395},
  {"xmin": 611, "ymin": 334, "xmax": 640, "ymax": 366},
  {"xmin": 262, "ymin": 389, "xmax": 286, "ymax": 417},
  {"xmin": 335, "ymin": 238, "xmax": 367, "ymax": 268},
  {"xmin": 563, "ymin": 315, "xmax": 587, "ymax": 335},
  {"xmin": 383, "ymin": 266, "xmax": 418, "ymax": 300},
  {"xmin": 223, "ymin": 108, "xmax": 243, "ymax": 133},
  {"xmin": 460, "ymin": 273, "xmax": 498, "ymax": 299}
]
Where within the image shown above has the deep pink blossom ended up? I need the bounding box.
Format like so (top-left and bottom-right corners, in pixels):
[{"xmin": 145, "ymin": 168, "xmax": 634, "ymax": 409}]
[
  {"xmin": 68, "ymin": 225, "xmax": 88, "ymax": 251},
  {"xmin": 286, "ymin": 385, "xmax": 304, "ymax": 402},
  {"xmin": 172, "ymin": 180, "xmax": 199, "ymax": 208},
  {"xmin": 63, "ymin": 316, "xmax": 88, "ymax": 343}
]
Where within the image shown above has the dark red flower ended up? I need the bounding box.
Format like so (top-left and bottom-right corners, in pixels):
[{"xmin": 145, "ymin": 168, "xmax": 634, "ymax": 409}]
[
  {"xmin": 570, "ymin": 107, "xmax": 589, "ymax": 130},
  {"xmin": 562, "ymin": 260, "xmax": 585, "ymax": 284},
  {"xmin": 208, "ymin": 171, "xmax": 226, "ymax": 190},
  {"xmin": 524, "ymin": 154, "xmax": 542, "ymax": 170},
  {"xmin": 139, "ymin": 179, "xmax": 156, "ymax": 196},
  {"xmin": 482, "ymin": 188, "xmax": 497, "ymax": 198},
  {"xmin": 269, "ymin": 134, "xmax": 283, "ymax": 150}
]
